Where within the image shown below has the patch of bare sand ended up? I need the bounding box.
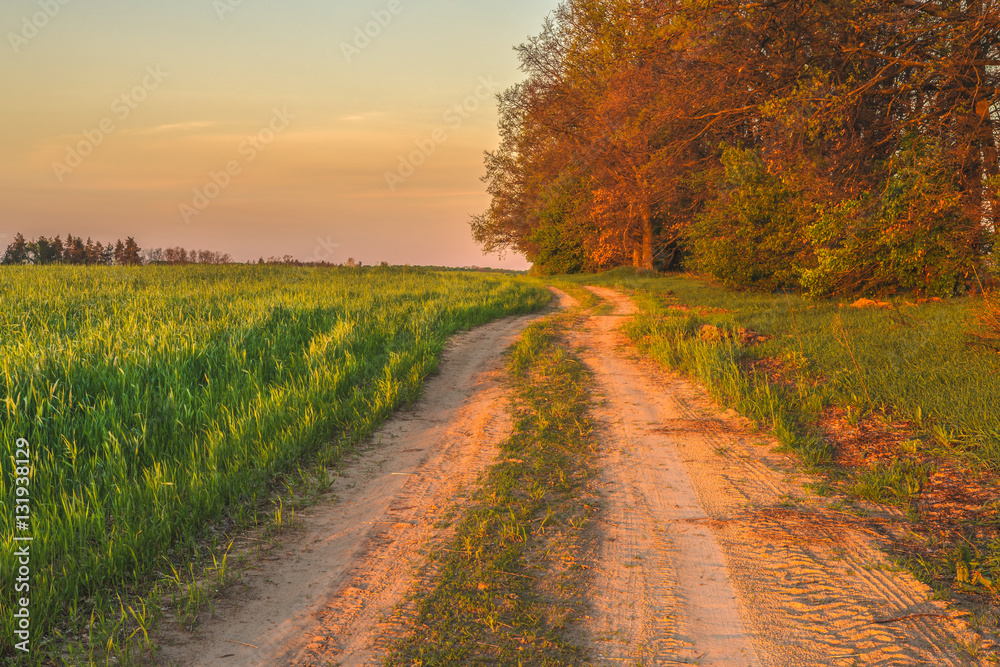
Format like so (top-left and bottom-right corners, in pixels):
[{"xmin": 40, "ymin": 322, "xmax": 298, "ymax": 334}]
[
  {"xmin": 574, "ymin": 285, "xmax": 985, "ymax": 666},
  {"xmin": 155, "ymin": 294, "xmax": 572, "ymax": 667}
]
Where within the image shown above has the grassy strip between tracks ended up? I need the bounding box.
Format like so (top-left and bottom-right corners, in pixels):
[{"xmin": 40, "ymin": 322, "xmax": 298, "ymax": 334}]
[
  {"xmin": 386, "ymin": 313, "xmax": 597, "ymax": 666},
  {"xmin": 564, "ymin": 269, "xmax": 1000, "ymax": 623}
]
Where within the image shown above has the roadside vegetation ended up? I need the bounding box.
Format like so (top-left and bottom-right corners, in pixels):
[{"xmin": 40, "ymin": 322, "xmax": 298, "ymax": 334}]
[
  {"xmin": 0, "ymin": 264, "xmax": 548, "ymax": 663},
  {"xmin": 560, "ymin": 270, "xmax": 1000, "ymax": 609},
  {"xmin": 387, "ymin": 313, "xmax": 596, "ymax": 666}
]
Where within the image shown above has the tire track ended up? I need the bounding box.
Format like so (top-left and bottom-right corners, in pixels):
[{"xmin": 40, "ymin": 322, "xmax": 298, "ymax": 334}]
[
  {"xmin": 283, "ymin": 387, "xmax": 505, "ymax": 666},
  {"xmin": 663, "ymin": 369, "xmax": 979, "ymax": 666},
  {"xmin": 572, "ymin": 286, "xmax": 761, "ymax": 666}
]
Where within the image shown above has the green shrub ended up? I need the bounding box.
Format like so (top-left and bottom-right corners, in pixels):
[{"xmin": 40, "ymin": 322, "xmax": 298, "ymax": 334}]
[
  {"xmin": 802, "ymin": 138, "xmax": 989, "ymax": 298},
  {"xmin": 525, "ymin": 176, "xmax": 591, "ymax": 276},
  {"xmin": 685, "ymin": 146, "xmax": 814, "ymax": 291},
  {"xmin": 527, "ymin": 219, "xmax": 589, "ymax": 275}
]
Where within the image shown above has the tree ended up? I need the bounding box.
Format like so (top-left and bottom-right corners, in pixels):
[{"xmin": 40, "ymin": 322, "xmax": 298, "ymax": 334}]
[
  {"xmin": 687, "ymin": 146, "xmax": 816, "ymax": 290},
  {"xmin": 84, "ymin": 238, "xmax": 99, "ymax": 265},
  {"xmin": 122, "ymin": 237, "xmax": 142, "ymax": 265},
  {"xmin": 1, "ymin": 234, "xmax": 218, "ymax": 268},
  {"xmin": 702, "ymin": 0, "xmax": 999, "ymax": 291},
  {"xmin": 65, "ymin": 235, "xmax": 86, "ymax": 264},
  {"xmin": 63, "ymin": 234, "xmax": 75, "ymax": 263},
  {"xmin": 2, "ymin": 233, "xmax": 29, "ymax": 265},
  {"xmin": 33, "ymin": 235, "xmax": 62, "ymax": 265},
  {"xmin": 164, "ymin": 247, "xmax": 187, "ymax": 264},
  {"xmin": 50, "ymin": 236, "xmax": 64, "ymax": 263},
  {"xmin": 473, "ymin": 0, "xmax": 760, "ymax": 271},
  {"xmin": 144, "ymin": 248, "xmax": 165, "ymax": 264}
]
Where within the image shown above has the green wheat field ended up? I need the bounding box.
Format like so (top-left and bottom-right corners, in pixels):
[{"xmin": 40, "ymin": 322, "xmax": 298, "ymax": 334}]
[{"xmin": 0, "ymin": 265, "xmax": 548, "ymax": 654}]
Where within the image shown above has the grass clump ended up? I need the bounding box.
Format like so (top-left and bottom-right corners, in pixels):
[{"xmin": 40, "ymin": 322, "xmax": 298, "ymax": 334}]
[
  {"xmin": 387, "ymin": 315, "xmax": 595, "ymax": 666},
  {"xmin": 850, "ymin": 459, "xmax": 933, "ymax": 505},
  {"xmin": 622, "ymin": 311, "xmax": 832, "ymax": 468}
]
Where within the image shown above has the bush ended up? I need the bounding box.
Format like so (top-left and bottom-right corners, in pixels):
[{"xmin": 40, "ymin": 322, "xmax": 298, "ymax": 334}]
[
  {"xmin": 801, "ymin": 139, "xmax": 989, "ymax": 298},
  {"xmin": 527, "ymin": 220, "xmax": 589, "ymax": 275},
  {"xmin": 525, "ymin": 178, "xmax": 591, "ymax": 276},
  {"xmin": 685, "ymin": 146, "xmax": 814, "ymax": 291}
]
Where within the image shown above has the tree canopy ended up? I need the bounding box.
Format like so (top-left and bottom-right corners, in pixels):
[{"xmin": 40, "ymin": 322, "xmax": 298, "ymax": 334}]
[{"xmin": 473, "ymin": 0, "xmax": 999, "ymax": 295}]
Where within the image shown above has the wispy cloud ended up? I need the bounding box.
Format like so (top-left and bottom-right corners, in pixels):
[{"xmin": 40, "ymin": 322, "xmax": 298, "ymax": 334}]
[
  {"xmin": 338, "ymin": 111, "xmax": 387, "ymax": 122},
  {"xmin": 124, "ymin": 121, "xmax": 216, "ymax": 135}
]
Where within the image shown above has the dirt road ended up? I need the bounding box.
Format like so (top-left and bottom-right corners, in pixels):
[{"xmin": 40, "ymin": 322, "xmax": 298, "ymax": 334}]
[{"xmin": 157, "ymin": 286, "xmax": 985, "ymax": 666}]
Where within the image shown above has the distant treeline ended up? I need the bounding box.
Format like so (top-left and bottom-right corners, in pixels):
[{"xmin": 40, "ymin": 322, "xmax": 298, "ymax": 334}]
[
  {"xmin": 2, "ymin": 233, "xmax": 142, "ymax": 265},
  {"xmin": 475, "ymin": 0, "xmax": 1000, "ymax": 296},
  {"xmin": 150, "ymin": 247, "xmax": 232, "ymax": 265},
  {"xmin": 1, "ymin": 234, "xmax": 232, "ymax": 266}
]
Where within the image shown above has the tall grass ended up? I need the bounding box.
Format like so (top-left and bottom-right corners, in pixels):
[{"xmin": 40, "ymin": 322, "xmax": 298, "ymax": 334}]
[
  {"xmin": 564, "ymin": 271, "xmax": 1000, "ymax": 466},
  {"xmin": 0, "ymin": 265, "xmax": 548, "ymax": 658},
  {"xmin": 620, "ymin": 314, "xmax": 834, "ymax": 467}
]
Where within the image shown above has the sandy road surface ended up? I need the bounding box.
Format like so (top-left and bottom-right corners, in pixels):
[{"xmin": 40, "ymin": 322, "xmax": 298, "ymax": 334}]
[
  {"xmin": 156, "ymin": 301, "xmax": 563, "ymax": 666},
  {"xmin": 574, "ymin": 285, "xmax": 983, "ymax": 666}
]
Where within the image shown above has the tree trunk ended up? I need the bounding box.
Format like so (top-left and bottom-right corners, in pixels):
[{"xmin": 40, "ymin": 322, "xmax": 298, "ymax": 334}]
[{"xmin": 640, "ymin": 200, "xmax": 654, "ymax": 270}]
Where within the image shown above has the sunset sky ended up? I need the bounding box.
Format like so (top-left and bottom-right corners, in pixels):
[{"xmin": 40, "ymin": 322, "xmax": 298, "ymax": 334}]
[{"xmin": 0, "ymin": 0, "xmax": 561, "ymax": 267}]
